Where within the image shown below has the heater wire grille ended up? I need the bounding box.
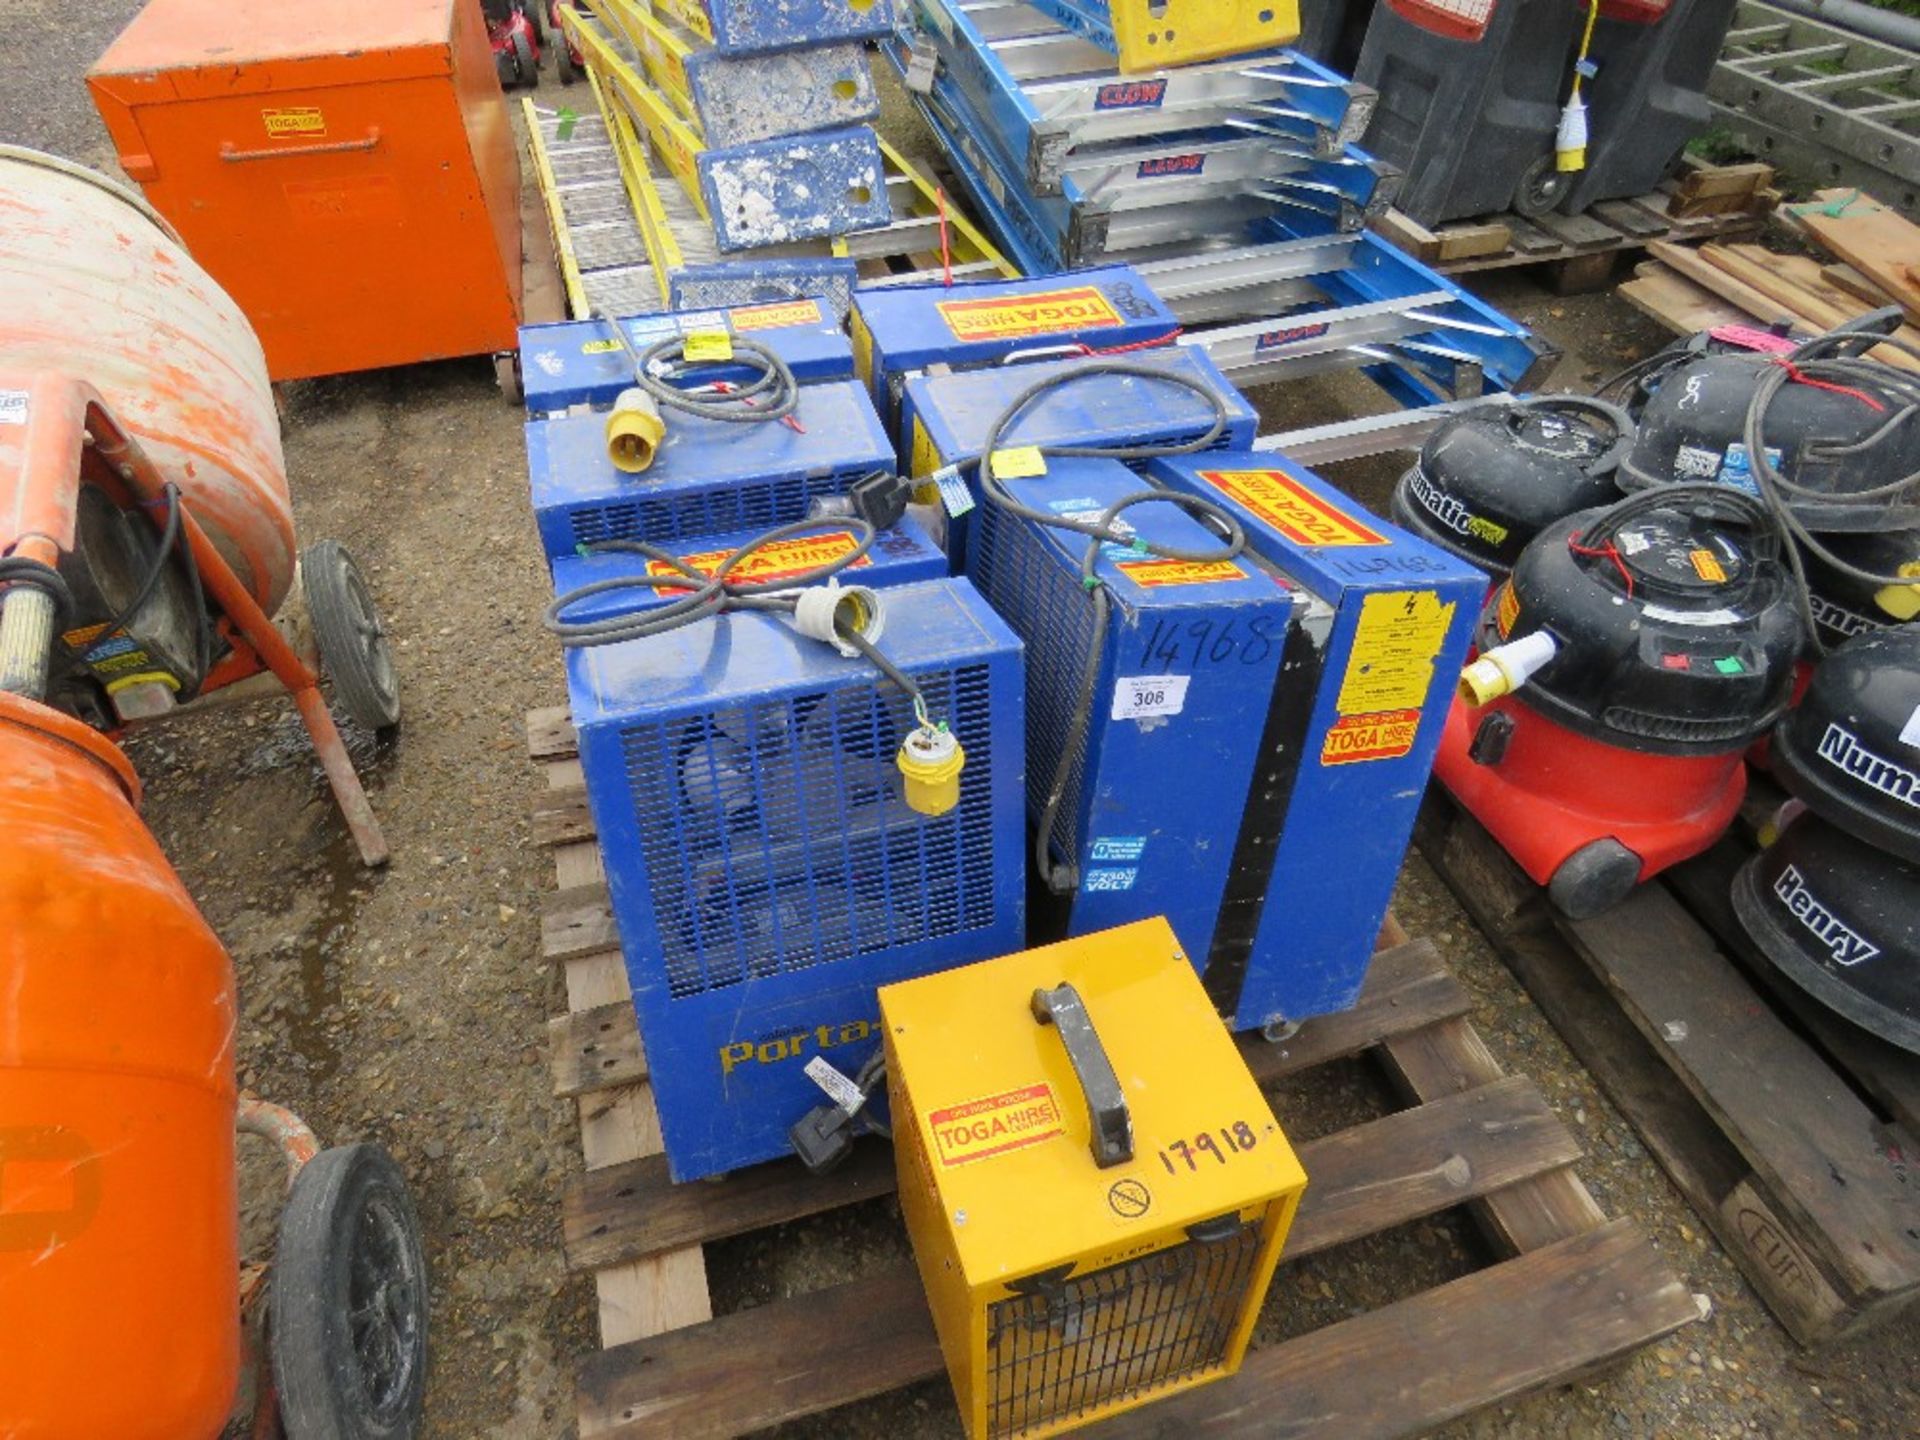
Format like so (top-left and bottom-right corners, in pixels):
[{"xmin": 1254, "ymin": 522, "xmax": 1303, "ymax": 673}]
[{"xmin": 984, "ymin": 1218, "xmax": 1263, "ymax": 1439}]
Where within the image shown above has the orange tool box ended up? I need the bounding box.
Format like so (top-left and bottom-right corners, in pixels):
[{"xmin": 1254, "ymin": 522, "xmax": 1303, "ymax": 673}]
[{"xmin": 89, "ymin": 0, "xmax": 523, "ymax": 382}]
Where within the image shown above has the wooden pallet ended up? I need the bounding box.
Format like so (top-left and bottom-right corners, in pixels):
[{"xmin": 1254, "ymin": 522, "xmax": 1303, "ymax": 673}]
[
  {"xmin": 1371, "ymin": 164, "xmax": 1774, "ymax": 294},
  {"xmin": 527, "ymin": 705, "xmax": 1698, "ymax": 1437},
  {"xmin": 1416, "ymin": 788, "xmax": 1920, "ymax": 1348}
]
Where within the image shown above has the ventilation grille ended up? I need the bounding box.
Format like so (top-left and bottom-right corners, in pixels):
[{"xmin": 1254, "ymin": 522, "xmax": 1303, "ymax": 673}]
[
  {"xmin": 984, "ymin": 1220, "xmax": 1263, "ymax": 1439},
  {"xmin": 971, "ymin": 504, "xmax": 1098, "ymax": 862},
  {"xmin": 1601, "ymin": 705, "xmax": 1758, "ymax": 746},
  {"xmin": 617, "ymin": 664, "xmax": 999, "ymax": 996},
  {"xmin": 568, "ymin": 470, "xmax": 857, "ymax": 548}
]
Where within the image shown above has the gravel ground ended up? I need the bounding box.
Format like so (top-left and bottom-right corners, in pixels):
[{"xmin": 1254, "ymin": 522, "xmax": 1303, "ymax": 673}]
[{"xmin": 13, "ymin": 7, "xmax": 1920, "ymax": 1437}]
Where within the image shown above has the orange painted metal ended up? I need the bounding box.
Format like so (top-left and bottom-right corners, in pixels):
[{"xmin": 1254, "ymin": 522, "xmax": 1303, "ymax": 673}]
[
  {"xmin": 88, "ymin": 0, "xmax": 524, "ymax": 382},
  {"xmin": 0, "ymin": 148, "xmax": 295, "ymax": 611},
  {"xmin": 0, "ymin": 691, "xmax": 240, "ymax": 1439},
  {"xmin": 0, "ymin": 368, "xmax": 391, "ymax": 865}
]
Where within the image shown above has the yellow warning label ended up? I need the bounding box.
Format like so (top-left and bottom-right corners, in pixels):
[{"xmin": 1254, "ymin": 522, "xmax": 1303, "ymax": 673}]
[
  {"xmin": 928, "ymin": 1083, "xmax": 1063, "ymax": 1167},
  {"xmin": 936, "ymin": 285, "xmax": 1123, "ymax": 342},
  {"xmin": 581, "ymin": 338, "xmax": 622, "ymax": 355},
  {"xmin": 1495, "ymin": 581, "xmax": 1521, "ymax": 640},
  {"xmin": 990, "ymin": 446, "xmax": 1047, "ymax": 480},
  {"xmin": 644, "ymin": 531, "xmax": 871, "ymax": 593},
  {"xmin": 263, "ymin": 107, "xmax": 326, "ymax": 138},
  {"xmin": 729, "ymin": 298, "xmax": 823, "ymax": 331},
  {"xmin": 1114, "ymin": 557, "xmax": 1249, "ymax": 588},
  {"xmin": 1689, "ymin": 548, "xmax": 1728, "ymax": 583},
  {"xmin": 1196, "ymin": 469, "xmax": 1388, "ymax": 548},
  {"xmin": 683, "ymin": 330, "xmax": 734, "ymax": 362},
  {"xmin": 1338, "ymin": 590, "xmax": 1455, "ymax": 716}
]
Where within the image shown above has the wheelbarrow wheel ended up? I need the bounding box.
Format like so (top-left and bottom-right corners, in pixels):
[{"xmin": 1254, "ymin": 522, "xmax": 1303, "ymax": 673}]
[
  {"xmin": 271, "ymin": 1144, "xmax": 429, "ymax": 1440},
  {"xmin": 556, "ymin": 40, "xmax": 577, "ymax": 84},
  {"xmin": 304, "ymin": 540, "xmax": 401, "ymax": 732}
]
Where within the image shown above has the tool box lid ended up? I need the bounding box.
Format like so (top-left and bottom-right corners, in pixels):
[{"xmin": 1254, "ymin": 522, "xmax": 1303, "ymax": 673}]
[
  {"xmin": 880, "ymin": 918, "xmax": 1306, "ymax": 1285},
  {"xmin": 90, "ymin": 0, "xmax": 459, "ymax": 99}
]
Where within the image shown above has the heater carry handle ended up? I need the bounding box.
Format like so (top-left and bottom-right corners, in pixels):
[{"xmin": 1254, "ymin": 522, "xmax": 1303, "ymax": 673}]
[{"xmin": 1031, "ymin": 984, "xmax": 1133, "ymax": 1169}]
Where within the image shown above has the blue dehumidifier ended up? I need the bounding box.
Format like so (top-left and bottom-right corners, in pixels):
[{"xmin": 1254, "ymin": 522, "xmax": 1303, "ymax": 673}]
[
  {"xmin": 527, "ymin": 377, "xmax": 897, "ymax": 561},
  {"xmin": 567, "ymin": 576, "xmax": 1026, "ymax": 1180},
  {"xmin": 1148, "ymin": 451, "xmax": 1483, "ymax": 1031},
  {"xmin": 967, "ymin": 457, "xmax": 1298, "ymax": 964}
]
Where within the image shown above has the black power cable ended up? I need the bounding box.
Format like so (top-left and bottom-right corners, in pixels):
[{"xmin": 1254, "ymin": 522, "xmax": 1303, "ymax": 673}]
[
  {"xmin": 971, "ymin": 359, "xmax": 1250, "ymax": 893},
  {"xmin": 631, "ymin": 333, "xmax": 800, "ymax": 426},
  {"xmin": 1740, "ymin": 328, "xmax": 1920, "ymax": 652}
]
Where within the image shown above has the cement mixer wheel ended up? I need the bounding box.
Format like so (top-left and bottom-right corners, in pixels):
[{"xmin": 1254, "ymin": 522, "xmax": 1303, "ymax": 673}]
[
  {"xmin": 271, "ymin": 1144, "xmax": 428, "ymax": 1440},
  {"xmin": 305, "ymin": 541, "xmax": 401, "ymax": 732}
]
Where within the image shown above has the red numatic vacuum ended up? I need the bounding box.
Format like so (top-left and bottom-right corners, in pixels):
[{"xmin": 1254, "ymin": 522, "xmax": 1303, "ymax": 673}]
[{"xmin": 1436, "ymin": 484, "xmax": 1805, "ymax": 917}]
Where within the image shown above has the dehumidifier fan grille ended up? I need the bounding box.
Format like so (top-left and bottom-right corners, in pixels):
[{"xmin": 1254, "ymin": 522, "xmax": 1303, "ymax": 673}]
[{"xmin": 617, "ymin": 664, "xmax": 1000, "ymax": 996}]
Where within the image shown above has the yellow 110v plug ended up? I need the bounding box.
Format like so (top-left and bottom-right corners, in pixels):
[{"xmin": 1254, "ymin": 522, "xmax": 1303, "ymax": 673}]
[
  {"xmin": 605, "ymin": 387, "xmax": 665, "ymax": 474},
  {"xmin": 898, "ymin": 724, "xmax": 965, "ymax": 817}
]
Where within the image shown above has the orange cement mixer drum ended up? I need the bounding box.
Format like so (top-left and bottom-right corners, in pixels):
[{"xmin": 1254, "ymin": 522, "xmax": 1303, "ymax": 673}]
[
  {"xmin": 0, "ymin": 146, "xmax": 295, "ymax": 612},
  {"xmin": 0, "ymin": 692, "xmax": 241, "ymax": 1438}
]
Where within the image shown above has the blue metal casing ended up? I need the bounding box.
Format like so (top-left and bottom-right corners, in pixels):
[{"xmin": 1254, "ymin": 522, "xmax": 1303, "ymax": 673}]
[
  {"xmin": 1147, "ymin": 451, "xmax": 1482, "ymax": 1029},
  {"xmin": 671, "ymin": 0, "xmax": 896, "ymax": 54},
  {"xmin": 527, "ymin": 377, "xmax": 897, "ymax": 560},
  {"xmin": 898, "ymin": 346, "xmax": 1257, "ymax": 567},
  {"xmin": 549, "ymin": 513, "xmax": 949, "ymax": 625},
  {"xmin": 568, "ymin": 576, "xmax": 1026, "ymax": 1179},
  {"xmin": 668, "ymin": 260, "xmax": 861, "ymax": 320},
  {"xmin": 968, "ymin": 459, "xmax": 1295, "ymax": 965},
  {"xmin": 697, "ymin": 126, "xmax": 893, "ymax": 251},
  {"xmin": 684, "ymin": 39, "xmax": 881, "ymax": 146},
  {"xmin": 519, "ymin": 300, "xmax": 854, "ymax": 415},
  {"xmin": 849, "ymin": 265, "xmax": 1180, "ymax": 431}
]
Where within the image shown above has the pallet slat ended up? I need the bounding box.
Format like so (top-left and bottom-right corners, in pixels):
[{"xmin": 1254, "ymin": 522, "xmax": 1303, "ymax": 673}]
[
  {"xmin": 577, "ymin": 1078, "xmax": 1595, "ymax": 1438},
  {"xmin": 564, "ymin": 940, "xmax": 1474, "ymax": 1270},
  {"xmin": 1418, "ymin": 794, "xmax": 1920, "ymax": 1345}
]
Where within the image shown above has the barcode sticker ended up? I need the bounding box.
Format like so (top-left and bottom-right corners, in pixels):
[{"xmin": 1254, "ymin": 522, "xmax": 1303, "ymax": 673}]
[
  {"xmin": 0, "ymin": 390, "xmax": 26, "ymax": 426},
  {"xmin": 804, "ymin": 1056, "xmax": 867, "ymax": 1115},
  {"xmin": 1112, "ymin": 674, "xmax": 1190, "ymax": 722}
]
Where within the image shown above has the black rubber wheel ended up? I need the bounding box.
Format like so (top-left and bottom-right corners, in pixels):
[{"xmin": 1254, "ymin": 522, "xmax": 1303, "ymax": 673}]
[
  {"xmin": 271, "ymin": 1145, "xmax": 429, "ymax": 1440},
  {"xmin": 1511, "ymin": 155, "xmax": 1573, "ymax": 219},
  {"xmin": 1547, "ymin": 839, "xmax": 1643, "ymax": 919},
  {"xmin": 494, "ymin": 351, "xmax": 524, "ymax": 406},
  {"xmin": 304, "ymin": 540, "xmax": 401, "ymax": 732},
  {"xmin": 511, "ymin": 28, "xmax": 537, "ymax": 87},
  {"xmin": 556, "ymin": 42, "xmax": 577, "ymax": 84}
]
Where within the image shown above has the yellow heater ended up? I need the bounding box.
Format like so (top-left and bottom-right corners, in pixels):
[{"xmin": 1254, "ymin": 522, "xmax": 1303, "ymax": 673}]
[{"xmin": 881, "ymin": 918, "xmax": 1307, "ymax": 1440}]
